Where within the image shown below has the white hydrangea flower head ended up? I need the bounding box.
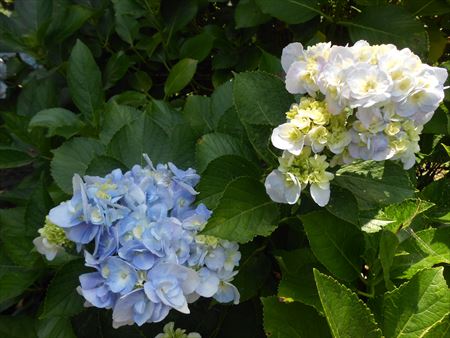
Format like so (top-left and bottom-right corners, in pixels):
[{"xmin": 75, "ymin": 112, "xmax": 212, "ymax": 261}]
[{"xmin": 267, "ymin": 39, "xmax": 448, "ymax": 207}]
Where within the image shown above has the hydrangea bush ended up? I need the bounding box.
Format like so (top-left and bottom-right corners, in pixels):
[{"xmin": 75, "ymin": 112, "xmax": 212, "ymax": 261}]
[{"xmin": 0, "ymin": 1, "xmax": 449, "ymax": 338}]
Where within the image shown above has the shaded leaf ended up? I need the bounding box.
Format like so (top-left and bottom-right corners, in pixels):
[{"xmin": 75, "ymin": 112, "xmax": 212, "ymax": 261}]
[
  {"xmin": 301, "ymin": 211, "xmax": 364, "ymax": 282},
  {"xmin": 202, "ymin": 177, "xmax": 279, "ymax": 243}
]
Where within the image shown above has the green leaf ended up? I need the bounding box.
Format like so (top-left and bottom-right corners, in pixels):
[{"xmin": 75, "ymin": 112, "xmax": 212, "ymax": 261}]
[
  {"xmin": 235, "ymin": 0, "xmax": 271, "ymax": 28},
  {"xmin": 164, "ymin": 58, "xmax": 198, "ymax": 97},
  {"xmin": 0, "ymin": 147, "xmax": 32, "ymax": 169},
  {"xmin": 233, "ymin": 248, "xmax": 271, "ymax": 302},
  {"xmin": 0, "ymin": 207, "xmax": 40, "ymax": 267},
  {"xmin": 0, "ymin": 249, "xmax": 41, "ymax": 303},
  {"xmin": 382, "ymin": 267, "xmax": 450, "ymax": 338},
  {"xmin": 421, "ymin": 313, "xmax": 450, "ymax": 338},
  {"xmin": 51, "ymin": 138, "xmax": 106, "ymax": 194},
  {"xmin": 195, "ymin": 132, "xmax": 256, "ymax": 173},
  {"xmin": 41, "ymin": 260, "xmax": 86, "ymax": 318},
  {"xmin": 46, "ymin": 4, "xmax": 93, "ymax": 43},
  {"xmin": 104, "ymin": 51, "xmax": 133, "ymax": 90},
  {"xmin": 258, "ymin": 49, "xmax": 283, "ymax": 75},
  {"xmin": 99, "ymin": 103, "xmax": 142, "ymax": 145},
  {"xmin": 234, "ymin": 71, "xmax": 293, "ymax": 126},
  {"xmin": 211, "ymin": 80, "xmax": 233, "ymax": 127},
  {"xmin": 334, "ymin": 161, "xmax": 414, "ymax": 211},
  {"xmin": 343, "ymin": 6, "xmax": 428, "ymax": 57},
  {"xmin": 404, "ymin": 0, "xmax": 450, "ymax": 16},
  {"xmin": 25, "ymin": 176, "xmax": 53, "ymax": 233},
  {"xmin": 361, "ymin": 199, "xmax": 434, "ymax": 233},
  {"xmin": 107, "ymin": 112, "xmax": 169, "ymax": 168},
  {"xmin": 29, "ymin": 108, "xmax": 84, "ymax": 139},
  {"xmin": 197, "ymin": 155, "xmax": 260, "ymax": 209},
  {"xmin": 202, "ymin": 177, "xmax": 279, "ymax": 243},
  {"xmin": 37, "ymin": 317, "xmax": 76, "ymax": 338},
  {"xmin": 67, "ymin": 40, "xmax": 105, "ymax": 118},
  {"xmin": 0, "ymin": 315, "xmax": 37, "ymax": 338},
  {"xmin": 326, "ymin": 185, "xmax": 359, "ymax": 226},
  {"xmin": 314, "ymin": 270, "xmax": 382, "ymax": 338},
  {"xmin": 420, "ymin": 178, "xmax": 450, "ymax": 222},
  {"xmin": 161, "ymin": 0, "xmax": 198, "ymax": 33},
  {"xmin": 85, "ymin": 156, "xmax": 127, "ymax": 177},
  {"xmin": 379, "ymin": 230, "xmax": 399, "ymax": 290},
  {"xmin": 255, "ymin": 0, "xmax": 324, "ymax": 24},
  {"xmin": 17, "ymin": 76, "xmax": 57, "ymax": 116},
  {"xmin": 112, "ymin": 0, "xmax": 145, "ymax": 45},
  {"xmin": 243, "ymin": 123, "xmax": 278, "ymax": 166},
  {"xmin": 301, "ymin": 211, "xmax": 364, "ymax": 282},
  {"xmin": 275, "ymin": 249, "xmax": 323, "ymax": 312},
  {"xmin": 180, "ymin": 31, "xmax": 215, "ymax": 62},
  {"xmin": 183, "ymin": 95, "xmax": 214, "ymax": 136},
  {"xmin": 261, "ymin": 296, "xmax": 332, "ymax": 338},
  {"xmin": 391, "ymin": 227, "xmax": 450, "ymax": 279}
]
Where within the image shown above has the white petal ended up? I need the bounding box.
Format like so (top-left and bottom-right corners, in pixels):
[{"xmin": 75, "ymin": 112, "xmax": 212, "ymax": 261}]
[
  {"xmin": 264, "ymin": 170, "xmax": 301, "ymax": 205},
  {"xmin": 281, "ymin": 42, "xmax": 304, "ymax": 73},
  {"xmin": 310, "ymin": 183, "xmax": 330, "ymax": 207}
]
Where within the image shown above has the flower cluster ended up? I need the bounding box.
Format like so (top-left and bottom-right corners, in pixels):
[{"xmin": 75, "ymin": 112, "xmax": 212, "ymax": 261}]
[
  {"xmin": 155, "ymin": 322, "xmax": 201, "ymax": 338},
  {"xmin": 35, "ymin": 155, "xmax": 240, "ymax": 328},
  {"xmin": 266, "ymin": 40, "xmax": 447, "ymax": 206}
]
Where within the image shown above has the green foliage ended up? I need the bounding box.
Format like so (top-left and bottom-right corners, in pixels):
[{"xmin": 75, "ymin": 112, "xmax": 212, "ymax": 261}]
[{"xmin": 0, "ymin": 0, "xmax": 448, "ymax": 337}]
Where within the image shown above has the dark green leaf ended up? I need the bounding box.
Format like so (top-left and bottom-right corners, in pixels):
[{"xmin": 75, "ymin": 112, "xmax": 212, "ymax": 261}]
[
  {"xmin": 51, "ymin": 138, "xmax": 106, "ymax": 194},
  {"xmin": 195, "ymin": 132, "xmax": 256, "ymax": 173},
  {"xmin": 262, "ymin": 296, "xmax": 332, "ymax": 338},
  {"xmin": 197, "ymin": 155, "xmax": 261, "ymax": 209},
  {"xmin": 301, "ymin": 211, "xmax": 364, "ymax": 281},
  {"xmin": 379, "ymin": 230, "xmax": 399, "ymax": 290},
  {"xmin": 391, "ymin": 227, "xmax": 450, "ymax": 279},
  {"xmin": 344, "ymin": 6, "xmax": 428, "ymax": 57},
  {"xmin": 180, "ymin": 31, "xmax": 215, "ymax": 62},
  {"xmin": 234, "ymin": 71, "xmax": 293, "ymax": 126},
  {"xmin": 0, "ymin": 147, "xmax": 32, "ymax": 169},
  {"xmin": 99, "ymin": 103, "xmax": 142, "ymax": 145},
  {"xmin": 202, "ymin": 177, "xmax": 279, "ymax": 243},
  {"xmin": 104, "ymin": 52, "xmax": 133, "ymax": 90},
  {"xmin": 314, "ymin": 270, "xmax": 382, "ymax": 338},
  {"xmin": 46, "ymin": 4, "xmax": 93, "ymax": 43},
  {"xmin": 37, "ymin": 317, "xmax": 76, "ymax": 338},
  {"xmin": 235, "ymin": 0, "xmax": 271, "ymax": 28},
  {"xmin": 161, "ymin": 0, "xmax": 198, "ymax": 33},
  {"xmin": 0, "ymin": 247, "xmax": 41, "ymax": 303},
  {"xmin": 276, "ymin": 249, "xmax": 323, "ymax": 312},
  {"xmin": 85, "ymin": 156, "xmax": 127, "ymax": 177},
  {"xmin": 67, "ymin": 40, "xmax": 105, "ymax": 118},
  {"xmin": 382, "ymin": 267, "xmax": 450, "ymax": 338},
  {"xmin": 29, "ymin": 108, "xmax": 84, "ymax": 139},
  {"xmin": 164, "ymin": 58, "xmax": 198, "ymax": 97},
  {"xmin": 334, "ymin": 161, "xmax": 414, "ymax": 211},
  {"xmin": 183, "ymin": 95, "xmax": 213, "ymax": 136},
  {"xmin": 0, "ymin": 207, "xmax": 40, "ymax": 267},
  {"xmin": 404, "ymin": 0, "xmax": 450, "ymax": 16},
  {"xmin": 255, "ymin": 0, "xmax": 324, "ymax": 24},
  {"xmin": 17, "ymin": 76, "xmax": 57, "ymax": 117},
  {"xmin": 25, "ymin": 176, "xmax": 53, "ymax": 233},
  {"xmin": 41, "ymin": 260, "xmax": 86, "ymax": 318},
  {"xmin": 0, "ymin": 315, "xmax": 37, "ymax": 338}
]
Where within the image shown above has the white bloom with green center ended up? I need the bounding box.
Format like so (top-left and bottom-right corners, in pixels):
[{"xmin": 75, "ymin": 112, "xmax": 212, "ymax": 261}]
[
  {"xmin": 155, "ymin": 322, "xmax": 201, "ymax": 338},
  {"xmin": 271, "ymin": 122, "xmax": 307, "ymax": 155},
  {"xmin": 33, "ymin": 217, "xmax": 72, "ymax": 261}
]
